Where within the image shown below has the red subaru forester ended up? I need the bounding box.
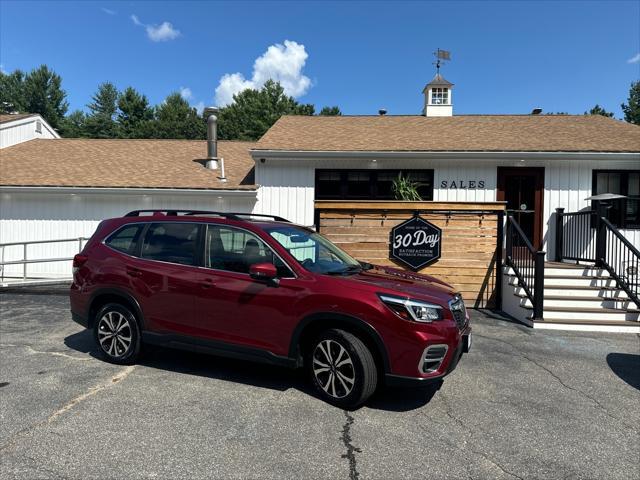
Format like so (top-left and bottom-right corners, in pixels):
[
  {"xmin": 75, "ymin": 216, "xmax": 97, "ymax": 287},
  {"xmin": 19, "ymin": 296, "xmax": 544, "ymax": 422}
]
[{"xmin": 70, "ymin": 210, "xmax": 471, "ymax": 408}]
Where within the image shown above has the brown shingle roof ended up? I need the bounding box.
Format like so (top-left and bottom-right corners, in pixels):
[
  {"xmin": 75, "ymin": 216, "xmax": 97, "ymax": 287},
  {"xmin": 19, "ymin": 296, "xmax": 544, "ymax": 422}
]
[
  {"xmin": 0, "ymin": 113, "xmax": 37, "ymax": 124},
  {"xmin": 0, "ymin": 139, "xmax": 257, "ymax": 190},
  {"xmin": 255, "ymin": 114, "xmax": 640, "ymax": 153}
]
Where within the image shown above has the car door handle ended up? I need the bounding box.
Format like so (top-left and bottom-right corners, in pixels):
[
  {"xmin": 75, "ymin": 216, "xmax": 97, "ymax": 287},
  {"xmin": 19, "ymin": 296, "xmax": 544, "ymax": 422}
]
[
  {"xmin": 200, "ymin": 278, "xmax": 215, "ymax": 289},
  {"xmin": 126, "ymin": 267, "xmax": 142, "ymax": 278}
]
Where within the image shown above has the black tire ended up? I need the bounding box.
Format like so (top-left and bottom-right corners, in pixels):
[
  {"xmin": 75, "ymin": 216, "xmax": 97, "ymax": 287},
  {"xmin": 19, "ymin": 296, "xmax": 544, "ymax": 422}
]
[
  {"xmin": 307, "ymin": 329, "xmax": 377, "ymax": 409},
  {"xmin": 93, "ymin": 303, "xmax": 141, "ymax": 365}
]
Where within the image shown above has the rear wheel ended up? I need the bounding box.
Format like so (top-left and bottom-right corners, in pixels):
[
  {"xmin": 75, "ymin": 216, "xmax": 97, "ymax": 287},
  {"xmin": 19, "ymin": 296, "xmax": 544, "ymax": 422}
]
[
  {"xmin": 307, "ymin": 329, "xmax": 377, "ymax": 409},
  {"xmin": 93, "ymin": 303, "xmax": 141, "ymax": 365}
]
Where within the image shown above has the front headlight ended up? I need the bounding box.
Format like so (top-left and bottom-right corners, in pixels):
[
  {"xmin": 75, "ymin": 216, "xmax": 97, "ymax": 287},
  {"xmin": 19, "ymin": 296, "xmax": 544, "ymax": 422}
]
[{"xmin": 378, "ymin": 294, "xmax": 443, "ymax": 322}]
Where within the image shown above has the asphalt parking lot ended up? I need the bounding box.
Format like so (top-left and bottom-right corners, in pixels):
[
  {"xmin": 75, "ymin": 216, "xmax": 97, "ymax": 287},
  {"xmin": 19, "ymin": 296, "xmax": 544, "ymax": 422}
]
[{"xmin": 1, "ymin": 290, "xmax": 639, "ymax": 479}]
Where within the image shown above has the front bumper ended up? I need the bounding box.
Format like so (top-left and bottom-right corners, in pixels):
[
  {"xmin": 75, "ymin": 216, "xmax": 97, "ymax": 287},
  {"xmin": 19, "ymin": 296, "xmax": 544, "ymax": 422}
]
[{"xmin": 385, "ymin": 326, "xmax": 471, "ymax": 387}]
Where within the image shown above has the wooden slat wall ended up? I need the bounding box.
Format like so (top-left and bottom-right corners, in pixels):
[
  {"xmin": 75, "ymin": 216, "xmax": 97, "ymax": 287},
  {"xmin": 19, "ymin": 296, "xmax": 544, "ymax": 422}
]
[{"xmin": 315, "ymin": 201, "xmax": 506, "ymax": 308}]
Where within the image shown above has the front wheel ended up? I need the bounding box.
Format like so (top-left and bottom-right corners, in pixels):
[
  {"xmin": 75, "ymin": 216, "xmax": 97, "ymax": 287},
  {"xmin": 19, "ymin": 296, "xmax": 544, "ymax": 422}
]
[{"xmin": 308, "ymin": 329, "xmax": 378, "ymax": 409}]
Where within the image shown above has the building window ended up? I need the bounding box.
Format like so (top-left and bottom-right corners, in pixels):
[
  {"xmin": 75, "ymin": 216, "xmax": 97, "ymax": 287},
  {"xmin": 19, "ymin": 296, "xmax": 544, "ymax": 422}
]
[
  {"xmin": 35, "ymin": 121, "xmax": 42, "ymax": 133},
  {"xmin": 592, "ymin": 170, "xmax": 640, "ymax": 229},
  {"xmin": 431, "ymin": 88, "xmax": 449, "ymax": 105},
  {"xmin": 315, "ymin": 169, "xmax": 434, "ymax": 201}
]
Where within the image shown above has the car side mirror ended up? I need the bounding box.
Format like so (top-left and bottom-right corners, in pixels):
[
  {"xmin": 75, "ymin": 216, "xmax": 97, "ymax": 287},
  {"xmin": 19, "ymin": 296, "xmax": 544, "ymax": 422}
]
[{"xmin": 249, "ymin": 262, "xmax": 278, "ymax": 282}]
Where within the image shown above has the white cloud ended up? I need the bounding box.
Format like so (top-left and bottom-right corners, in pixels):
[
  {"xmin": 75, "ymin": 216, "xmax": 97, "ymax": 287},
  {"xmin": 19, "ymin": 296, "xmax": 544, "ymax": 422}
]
[
  {"xmin": 131, "ymin": 14, "xmax": 180, "ymax": 42},
  {"xmin": 628, "ymin": 53, "xmax": 640, "ymax": 64},
  {"xmin": 194, "ymin": 102, "xmax": 205, "ymax": 115},
  {"xmin": 0, "ymin": 64, "xmax": 6, "ymax": 74},
  {"xmin": 101, "ymin": 7, "xmax": 116, "ymax": 15},
  {"xmin": 146, "ymin": 22, "xmax": 181, "ymax": 42},
  {"xmin": 214, "ymin": 40, "xmax": 312, "ymax": 106},
  {"xmin": 179, "ymin": 87, "xmax": 193, "ymax": 100},
  {"xmin": 130, "ymin": 14, "xmax": 142, "ymax": 26}
]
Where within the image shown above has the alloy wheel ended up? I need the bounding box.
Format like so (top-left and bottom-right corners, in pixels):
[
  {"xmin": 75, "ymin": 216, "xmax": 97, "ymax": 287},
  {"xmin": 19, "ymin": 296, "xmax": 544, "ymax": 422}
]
[
  {"xmin": 97, "ymin": 311, "xmax": 133, "ymax": 358},
  {"xmin": 312, "ymin": 339, "xmax": 355, "ymax": 399}
]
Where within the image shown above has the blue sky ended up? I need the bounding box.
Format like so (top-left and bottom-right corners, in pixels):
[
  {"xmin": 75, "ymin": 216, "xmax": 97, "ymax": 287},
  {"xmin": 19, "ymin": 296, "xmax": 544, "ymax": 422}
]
[{"xmin": 1, "ymin": 1, "xmax": 639, "ymax": 117}]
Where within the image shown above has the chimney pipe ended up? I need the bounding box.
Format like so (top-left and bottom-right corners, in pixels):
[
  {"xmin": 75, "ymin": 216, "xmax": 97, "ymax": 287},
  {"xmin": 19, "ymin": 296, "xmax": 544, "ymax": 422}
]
[{"xmin": 204, "ymin": 107, "xmax": 219, "ymax": 169}]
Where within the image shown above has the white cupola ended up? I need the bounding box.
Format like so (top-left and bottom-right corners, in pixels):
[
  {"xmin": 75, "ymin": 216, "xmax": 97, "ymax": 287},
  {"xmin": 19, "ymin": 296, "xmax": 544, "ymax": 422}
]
[{"xmin": 422, "ymin": 73, "xmax": 454, "ymax": 117}]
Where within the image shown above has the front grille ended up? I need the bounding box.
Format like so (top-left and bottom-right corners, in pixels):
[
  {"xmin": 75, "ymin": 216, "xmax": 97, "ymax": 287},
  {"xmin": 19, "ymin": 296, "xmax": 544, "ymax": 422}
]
[{"xmin": 449, "ymin": 296, "xmax": 467, "ymax": 330}]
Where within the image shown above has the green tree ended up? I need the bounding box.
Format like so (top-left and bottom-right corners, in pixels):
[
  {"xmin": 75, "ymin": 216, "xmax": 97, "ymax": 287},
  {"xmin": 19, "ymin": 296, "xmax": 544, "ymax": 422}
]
[
  {"xmin": 218, "ymin": 80, "xmax": 315, "ymax": 140},
  {"xmin": 585, "ymin": 104, "xmax": 614, "ymax": 117},
  {"xmin": 0, "ymin": 70, "xmax": 26, "ymax": 113},
  {"xmin": 621, "ymin": 81, "xmax": 640, "ymax": 125},
  {"xmin": 84, "ymin": 82, "xmax": 119, "ymax": 138},
  {"xmin": 319, "ymin": 106, "xmax": 342, "ymax": 116},
  {"xmin": 117, "ymin": 87, "xmax": 154, "ymax": 138},
  {"xmin": 59, "ymin": 110, "xmax": 88, "ymax": 138},
  {"xmin": 22, "ymin": 65, "xmax": 68, "ymax": 129},
  {"xmin": 153, "ymin": 92, "xmax": 206, "ymax": 139}
]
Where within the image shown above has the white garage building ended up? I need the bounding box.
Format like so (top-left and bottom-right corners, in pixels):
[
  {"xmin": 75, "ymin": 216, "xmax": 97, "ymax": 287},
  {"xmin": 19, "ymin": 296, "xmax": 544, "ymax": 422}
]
[{"xmin": 0, "ymin": 138, "xmax": 257, "ymax": 278}]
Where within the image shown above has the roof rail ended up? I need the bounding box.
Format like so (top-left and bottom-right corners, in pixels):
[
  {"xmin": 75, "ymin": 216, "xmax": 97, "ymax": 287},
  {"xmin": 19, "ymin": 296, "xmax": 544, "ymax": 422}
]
[
  {"xmin": 124, "ymin": 210, "xmax": 241, "ymax": 219},
  {"xmin": 123, "ymin": 210, "xmax": 291, "ymax": 222},
  {"xmin": 223, "ymin": 213, "xmax": 291, "ymax": 223}
]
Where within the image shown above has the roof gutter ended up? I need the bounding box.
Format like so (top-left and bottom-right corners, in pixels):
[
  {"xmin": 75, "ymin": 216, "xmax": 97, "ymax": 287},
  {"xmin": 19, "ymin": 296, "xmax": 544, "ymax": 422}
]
[
  {"xmin": 0, "ymin": 186, "xmax": 258, "ymax": 197},
  {"xmin": 250, "ymin": 150, "xmax": 640, "ymax": 162}
]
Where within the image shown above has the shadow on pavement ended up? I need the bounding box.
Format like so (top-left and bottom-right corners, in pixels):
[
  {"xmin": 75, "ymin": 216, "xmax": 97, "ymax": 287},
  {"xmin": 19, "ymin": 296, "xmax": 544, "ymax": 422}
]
[
  {"xmin": 606, "ymin": 353, "xmax": 640, "ymax": 391},
  {"xmin": 64, "ymin": 329, "xmax": 438, "ymax": 411}
]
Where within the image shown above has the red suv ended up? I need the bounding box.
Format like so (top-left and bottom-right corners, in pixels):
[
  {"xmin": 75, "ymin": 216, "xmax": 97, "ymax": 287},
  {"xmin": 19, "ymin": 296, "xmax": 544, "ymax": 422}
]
[{"xmin": 70, "ymin": 210, "xmax": 471, "ymax": 408}]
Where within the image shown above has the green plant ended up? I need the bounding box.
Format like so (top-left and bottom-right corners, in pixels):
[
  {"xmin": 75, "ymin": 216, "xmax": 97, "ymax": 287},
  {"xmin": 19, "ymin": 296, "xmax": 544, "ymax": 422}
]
[{"xmin": 392, "ymin": 173, "xmax": 422, "ymax": 201}]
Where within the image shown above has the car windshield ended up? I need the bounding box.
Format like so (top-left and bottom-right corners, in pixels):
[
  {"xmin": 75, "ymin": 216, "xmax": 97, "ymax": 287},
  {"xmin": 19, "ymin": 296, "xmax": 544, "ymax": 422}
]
[{"xmin": 265, "ymin": 225, "xmax": 363, "ymax": 275}]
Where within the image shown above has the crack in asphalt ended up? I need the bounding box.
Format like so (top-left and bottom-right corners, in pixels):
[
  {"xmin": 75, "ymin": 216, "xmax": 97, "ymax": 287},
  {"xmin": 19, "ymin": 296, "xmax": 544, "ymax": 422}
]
[
  {"xmin": 437, "ymin": 392, "xmax": 525, "ymax": 480},
  {"xmin": 0, "ymin": 343, "xmax": 91, "ymax": 361},
  {"xmin": 340, "ymin": 410, "xmax": 361, "ymax": 480},
  {"xmin": 48, "ymin": 365, "xmax": 135, "ymax": 423},
  {"xmin": 475, "ymin": 334, "xmax": 637, "ymax": 431},
  {"xmin": 416, "ymin": 417, "xmax": 523, "ymax": 480},
  {"xmin": 0, "ymin": 366, "xmax": 135, "ymax": 453}
]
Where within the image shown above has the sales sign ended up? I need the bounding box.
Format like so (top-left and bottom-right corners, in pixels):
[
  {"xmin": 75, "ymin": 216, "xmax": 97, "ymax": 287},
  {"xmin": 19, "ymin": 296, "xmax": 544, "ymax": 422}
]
[{"xmin": 390, "ymin": 216, "xmax": 442, "ymax": 270}]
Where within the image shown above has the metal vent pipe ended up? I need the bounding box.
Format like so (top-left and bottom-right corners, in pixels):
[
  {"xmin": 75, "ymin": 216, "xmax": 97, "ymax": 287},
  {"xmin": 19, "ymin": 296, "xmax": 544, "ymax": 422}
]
[{"xmin": 204, "ymin": 107, "xmax": 219, "ymax": 169}]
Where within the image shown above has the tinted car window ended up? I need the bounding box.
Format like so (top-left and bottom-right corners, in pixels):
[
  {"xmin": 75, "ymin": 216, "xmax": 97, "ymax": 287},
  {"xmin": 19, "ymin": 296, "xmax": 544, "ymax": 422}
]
[
  {"xmin": 105, "ymin": 224, "xmax": 144, "ymax": 255},
  {"xmin": 206, "ymin": 225, "xmax": 293, "ymax": 277},
  {"xmin": 140, "ymin": 223, "xmax": 200, "ymax": 266}
]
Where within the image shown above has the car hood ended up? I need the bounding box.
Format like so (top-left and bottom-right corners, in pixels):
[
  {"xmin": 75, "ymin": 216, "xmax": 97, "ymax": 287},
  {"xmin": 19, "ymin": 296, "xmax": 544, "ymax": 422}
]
[{"xmin": 335, "ymin": 264, "xmax": 458, "ymax": 306}]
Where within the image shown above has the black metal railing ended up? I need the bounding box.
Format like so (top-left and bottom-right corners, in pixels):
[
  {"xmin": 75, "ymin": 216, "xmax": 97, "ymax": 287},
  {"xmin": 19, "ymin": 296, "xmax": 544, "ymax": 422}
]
[
  {"xmin": 556, "ymin": 207, "xmax": 640, "ymax": 308},
  {"xmin": 506, "ymin": 215, "xmax": 545, "ymax": 319},
  {"xmin": 554, "ymin": 208, "xmax": 597, "ymax": 262},
  {"xmin": 599, "ymin": 218, "xmax": 640, "ymax": 308}
]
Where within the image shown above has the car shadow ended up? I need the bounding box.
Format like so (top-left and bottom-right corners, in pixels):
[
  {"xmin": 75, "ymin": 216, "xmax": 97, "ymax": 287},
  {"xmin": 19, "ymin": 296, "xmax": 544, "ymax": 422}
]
[
  {"xmin": 606, "ymin": 353, "xmax": 640, "ymax": 391},
  {"xmin": 64, "ymin": 329, "xmax": 438, "ymax": 411}
]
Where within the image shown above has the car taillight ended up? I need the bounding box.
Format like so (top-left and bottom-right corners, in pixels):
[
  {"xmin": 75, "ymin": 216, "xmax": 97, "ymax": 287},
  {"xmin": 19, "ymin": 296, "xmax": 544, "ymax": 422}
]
[{"xmin": 72, "ymin": 254, "xmax": 88, "ymax": 275}]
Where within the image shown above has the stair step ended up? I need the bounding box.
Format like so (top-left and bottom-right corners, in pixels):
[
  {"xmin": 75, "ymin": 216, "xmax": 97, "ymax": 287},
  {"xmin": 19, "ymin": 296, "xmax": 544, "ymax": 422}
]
[
  {"xmin": 545, "ymin": 267, "xmax": 610, "ymax": 278},
  {"xmin": 518, "ymin": 295, "xmax": 633, "ymax": 309},
  {"xmin": 544, "ymin": 276, "xmax": 618, "ymax": 287},
  {"xmin": 533, "ymin": 318, "xmax": 640, "ymax": 333},
  {"xmin": 515, "ymin": 286, "xmax": 630, "ymax": 299},
  {"xmin": 535, "ymin": 306, "xmax": 640, "ymax": 322}
]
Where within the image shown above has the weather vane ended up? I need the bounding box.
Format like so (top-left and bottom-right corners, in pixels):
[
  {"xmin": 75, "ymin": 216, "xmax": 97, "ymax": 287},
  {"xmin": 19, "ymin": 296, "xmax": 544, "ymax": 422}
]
[{"xmin": 433, "ymin": 48, "xmax": 451, "ymax": 74}]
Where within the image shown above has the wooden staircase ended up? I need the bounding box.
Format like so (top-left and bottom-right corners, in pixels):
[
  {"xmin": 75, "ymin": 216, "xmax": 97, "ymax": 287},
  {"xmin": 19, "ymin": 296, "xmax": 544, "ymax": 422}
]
[{"xmin": 502, "ymin": 262, "xmax": 640, "ymax": 333}]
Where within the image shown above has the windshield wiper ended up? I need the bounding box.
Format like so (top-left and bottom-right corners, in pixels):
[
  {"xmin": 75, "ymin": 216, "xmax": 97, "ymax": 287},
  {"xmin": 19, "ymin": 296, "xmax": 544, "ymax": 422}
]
[
  {"xmin": 359, "ymin": 261, "xmax": 373, "ymax": 271},
  {"xmin": 326, "ymin": 265, "xmax": 363, "ymax": 275}
]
